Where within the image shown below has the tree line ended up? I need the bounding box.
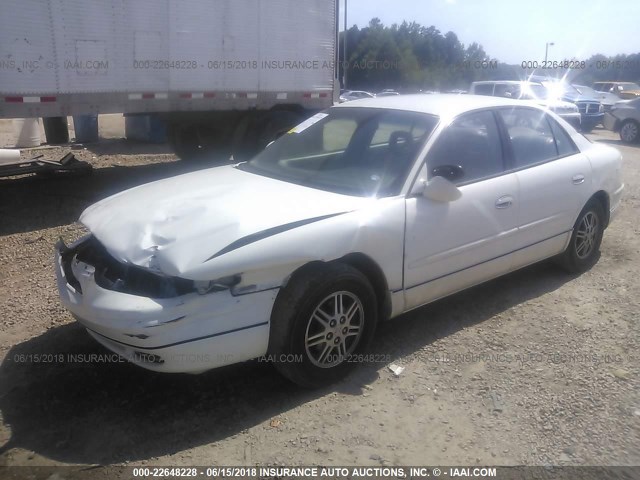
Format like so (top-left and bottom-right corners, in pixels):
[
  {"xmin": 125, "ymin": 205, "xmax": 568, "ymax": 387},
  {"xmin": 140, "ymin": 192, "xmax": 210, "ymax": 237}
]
[{"xmin": 339, "ymin": 19, "xmax": 640, "ymax": 92}]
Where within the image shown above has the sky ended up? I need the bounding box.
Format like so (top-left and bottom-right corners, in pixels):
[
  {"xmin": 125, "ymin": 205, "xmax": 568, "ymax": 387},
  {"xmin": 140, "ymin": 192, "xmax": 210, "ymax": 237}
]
[{"xmin": 338, "ymin": 0, "xmax": 640, "ymax": 65}]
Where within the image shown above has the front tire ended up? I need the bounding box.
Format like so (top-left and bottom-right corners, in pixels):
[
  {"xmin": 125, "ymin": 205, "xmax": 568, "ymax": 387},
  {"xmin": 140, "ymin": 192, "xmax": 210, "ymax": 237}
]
[
  {"xmin": 557, "ymin": 200, "xmax": 605, "ymax": 273},
  {"xmin": 269, "ymin": 263, "xmax": 378, "ymax": 388},
  {"xmin": 619, "ymin": 119, "xmax": 639, "ymax": 143}
]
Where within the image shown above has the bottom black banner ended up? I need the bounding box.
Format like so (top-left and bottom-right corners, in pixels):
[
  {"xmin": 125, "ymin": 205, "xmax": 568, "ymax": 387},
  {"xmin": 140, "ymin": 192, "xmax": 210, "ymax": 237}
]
[{"xmin": 0, "ymin": 465, "xmax": 637, "ymax": 480}]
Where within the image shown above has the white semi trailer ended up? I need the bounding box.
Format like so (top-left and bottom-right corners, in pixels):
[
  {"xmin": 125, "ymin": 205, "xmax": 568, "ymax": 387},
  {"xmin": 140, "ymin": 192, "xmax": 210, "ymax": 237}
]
[{"xmin": 0, "ymin": 0, "xmax": 338, "ymax": 159}]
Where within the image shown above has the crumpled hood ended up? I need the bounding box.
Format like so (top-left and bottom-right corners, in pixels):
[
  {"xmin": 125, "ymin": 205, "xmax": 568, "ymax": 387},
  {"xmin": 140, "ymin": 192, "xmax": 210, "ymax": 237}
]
[{"xmin": 80, "ymin": 165, "xmax": 369, "ymax": 277}]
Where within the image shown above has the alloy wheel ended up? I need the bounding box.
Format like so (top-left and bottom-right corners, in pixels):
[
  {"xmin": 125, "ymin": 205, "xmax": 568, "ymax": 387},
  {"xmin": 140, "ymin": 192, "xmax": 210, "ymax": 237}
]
[
  {"xmin": 620, "ymin": 121, "xmax": 639, "ymax": 143},
  {"xmin": 575, "ymin": 211, "xmax": 599, "ymax": 259},
  {"xmin": 304, "ymin": 291, "xmax": 364, "ymax": 368}
]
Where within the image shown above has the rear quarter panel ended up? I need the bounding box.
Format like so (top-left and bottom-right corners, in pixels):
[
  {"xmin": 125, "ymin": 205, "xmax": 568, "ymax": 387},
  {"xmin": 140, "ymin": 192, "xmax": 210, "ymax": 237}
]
[{"xmin": 581, "ymin": 141, "xmax": 624, "ymax": 222}]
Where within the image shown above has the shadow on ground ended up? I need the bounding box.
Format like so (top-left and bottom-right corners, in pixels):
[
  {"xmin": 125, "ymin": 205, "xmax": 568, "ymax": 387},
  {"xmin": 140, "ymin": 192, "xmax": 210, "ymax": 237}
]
[
  {"xmin": 0, "ymin": 261, "xmax": 575, "ymax": 464},
  {"xmin": 0, "ymin": 155, "xmax": 229, "ymax": 236},
  {"xmin": 591, "ymin": 137, "xmax": 639, "ymax": 149},
  {"xmin": 82, "ymin": 138, "xmax": 175, "ymax": 157}
]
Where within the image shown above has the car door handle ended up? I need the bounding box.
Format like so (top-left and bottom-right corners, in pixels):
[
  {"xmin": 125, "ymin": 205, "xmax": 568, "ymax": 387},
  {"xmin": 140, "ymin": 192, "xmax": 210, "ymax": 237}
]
[
  {"xmin": 495, "ymin": 195, "xmax": 513, "ymax": 209},
  {"xmin": 572, "ymin": 174, "xmax": 585, "ymax": 185}
]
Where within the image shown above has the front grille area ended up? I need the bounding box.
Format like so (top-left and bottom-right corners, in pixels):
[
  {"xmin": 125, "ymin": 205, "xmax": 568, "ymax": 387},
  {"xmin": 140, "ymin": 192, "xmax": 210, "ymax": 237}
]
[
  {"xmin": 66, "ymin": 236, "xmax": 195, "ymax": 298},
  {"xmin": 577, "ymin": 102, "xmax": 601, "ymax": 115}
]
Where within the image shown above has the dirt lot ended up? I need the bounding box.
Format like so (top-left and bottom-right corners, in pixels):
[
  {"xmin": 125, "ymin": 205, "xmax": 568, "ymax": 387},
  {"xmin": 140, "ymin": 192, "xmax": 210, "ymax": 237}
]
[{"xmin": 0, "ymin": 125, "xmax": 638, "ymax": 473}]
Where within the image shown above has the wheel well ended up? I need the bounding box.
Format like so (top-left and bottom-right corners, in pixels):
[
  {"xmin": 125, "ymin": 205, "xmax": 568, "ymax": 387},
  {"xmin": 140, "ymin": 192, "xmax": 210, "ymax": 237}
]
[
  {"xmin": 591, "ymin": 190, "xmax": 610, "ymax": 228},
  {"xmin": 334, "ymin": 253, "xmax": 392, "ymax": 322},
  {"xmin": 280, "ymin": 254, "xmax": 392, "ymax": 322}
]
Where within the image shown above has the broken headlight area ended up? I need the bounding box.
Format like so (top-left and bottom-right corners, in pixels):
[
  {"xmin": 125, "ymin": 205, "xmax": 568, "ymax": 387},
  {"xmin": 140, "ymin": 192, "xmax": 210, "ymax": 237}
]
[
  {"xmin": 194, "ymin": 275, "xmax": 241, "ymax": 295},
  {"xmin": 59, "ymin": 235, "xmax": 196, "ymax": 298},
  {"xmin": 61, "ymin": 222, "xmax": 92, "ymax": 248}
]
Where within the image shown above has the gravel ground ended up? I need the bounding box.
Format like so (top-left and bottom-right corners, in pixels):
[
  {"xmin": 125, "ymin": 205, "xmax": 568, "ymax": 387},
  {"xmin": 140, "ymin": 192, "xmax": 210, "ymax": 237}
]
[{"xmin": 0, "ymin": 128, "xmax": 638, "ymax": 473}]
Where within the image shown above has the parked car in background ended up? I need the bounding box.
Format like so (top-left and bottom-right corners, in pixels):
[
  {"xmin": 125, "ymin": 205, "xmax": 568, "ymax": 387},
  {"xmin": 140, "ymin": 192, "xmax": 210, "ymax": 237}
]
[
  {"xmin": 469, "ymin": 80, "xmax": 581, "ymax": 128},
  {"xmin": 593, "ymin": 82, "xmax": 640, "ymax": 101},
  {"xmin": 376, "ymin": 89, "xmax": 400, "ymax": 97},
  {"xmin": 339, "ymin": 90, "xmax": 376, "ymax": 103},
  {"xmin": 531, "ymin": 78, "xmax": 603, "ymax": 132},
  {"xmin": 603, "ymin": 98, "xmax": 640, "ymax": 143},
  {"xmin": 55, "ymin": 94, "xmax": 623, "ymax": 387},
  {"xmin": 585, "ymin": 83, "xmax": 622, "ymax": 110},
  {"xmin": 573, "ymin": 84, "xmax": 614, "ymax": 117}
]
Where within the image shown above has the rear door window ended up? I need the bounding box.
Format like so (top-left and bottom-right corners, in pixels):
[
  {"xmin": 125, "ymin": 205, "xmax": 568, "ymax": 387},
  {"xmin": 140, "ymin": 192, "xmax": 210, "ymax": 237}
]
[{"xmin": 498, "ymin": 107, "xmax": 578, "ymax": 168}]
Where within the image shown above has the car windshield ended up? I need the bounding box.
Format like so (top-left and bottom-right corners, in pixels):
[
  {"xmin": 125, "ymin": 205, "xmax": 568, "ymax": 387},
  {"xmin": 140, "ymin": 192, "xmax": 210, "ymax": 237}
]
[
  {"xmin": 238, "ymin": 108, "xmax": 438, "ymax": 197},
  {"xmin": 619, "ymin": 83, "xmax": 640, "ymax": 91}
]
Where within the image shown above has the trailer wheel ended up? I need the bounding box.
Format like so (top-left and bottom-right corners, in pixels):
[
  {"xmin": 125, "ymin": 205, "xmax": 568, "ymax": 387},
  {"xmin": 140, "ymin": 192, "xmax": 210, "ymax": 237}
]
[
  {"xmin": 231, "ymin": 114, "xmax": 266, "ymax": 162},
  {"xmin": 168, "ymin": 124, "xmax": 232, "ymax": 162},
  {"xmin": 232, "ymin": 110, "xmax": 303, "ymax": 162},
  {"xmin": 259, "ymin": 111, "xmax": 303, "ymax": 147},
  {"xmin": 168, "ymin": 125, "xmax": 202, "ymax": 160}
]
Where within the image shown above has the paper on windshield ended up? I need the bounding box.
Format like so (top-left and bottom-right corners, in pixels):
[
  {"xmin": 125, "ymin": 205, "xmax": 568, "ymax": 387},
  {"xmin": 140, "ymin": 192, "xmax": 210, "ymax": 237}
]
[{"xmin": 288, "ymin": 113, "xmax": 329, "ymax": 134}]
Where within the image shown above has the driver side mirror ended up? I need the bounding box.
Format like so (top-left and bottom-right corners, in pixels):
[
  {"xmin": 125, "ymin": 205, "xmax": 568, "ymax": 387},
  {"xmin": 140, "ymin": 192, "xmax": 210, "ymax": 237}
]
[{"xmin": 421, "ymin": 175, "xmax": 462, "ymax": 202}]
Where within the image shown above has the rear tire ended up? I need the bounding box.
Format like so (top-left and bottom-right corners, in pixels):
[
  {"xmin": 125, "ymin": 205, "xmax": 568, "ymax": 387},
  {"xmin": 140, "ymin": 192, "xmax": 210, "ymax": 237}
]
[
  {"xmin": 557, "ymin": 200, "xmax": 605, "ymax": 273},
  {"xmin": 269, "ymin": 263, "xmax": 378, "ymax": 388}
]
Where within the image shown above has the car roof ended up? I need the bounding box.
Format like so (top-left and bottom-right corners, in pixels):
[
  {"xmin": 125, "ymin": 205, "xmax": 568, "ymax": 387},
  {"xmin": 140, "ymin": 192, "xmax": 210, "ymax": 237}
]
[
  {"xmin": 471, "ymin": 80, "xmax": 543, "ymax": 86},
  {"xmin": 594, "ymin": 81, "xmax": 635, "ymax": 85},
  {"xmin": 334, "ymin": 93, "xmax": 534, "ymax": 117}
]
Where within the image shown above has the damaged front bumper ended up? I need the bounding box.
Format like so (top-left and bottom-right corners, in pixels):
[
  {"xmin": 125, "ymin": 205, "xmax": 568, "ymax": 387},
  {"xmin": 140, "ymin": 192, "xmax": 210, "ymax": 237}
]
[{"xmin": 54, "ymin": 237, "xmax": 276, "ymax": 373}]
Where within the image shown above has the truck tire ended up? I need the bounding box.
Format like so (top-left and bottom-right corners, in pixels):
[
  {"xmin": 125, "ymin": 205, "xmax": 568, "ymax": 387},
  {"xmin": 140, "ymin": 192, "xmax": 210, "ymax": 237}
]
[
  {"xmin": 168, "ymin": 124, "xmax": 232, "ymax": 162},
  {"xmin": 232, "ymin": 110, "xmax": 303, "ymax": 162},
  {"xmin": 168, "ymin": 125, "xmax": 202, "ymax": 160},
  {"xmin": 259, "ymin": 110, "xmax": 303, "ymax": 147},
  {"xmin": 231, "ymin": 114, "xmax": 266, "ymax": 162}
]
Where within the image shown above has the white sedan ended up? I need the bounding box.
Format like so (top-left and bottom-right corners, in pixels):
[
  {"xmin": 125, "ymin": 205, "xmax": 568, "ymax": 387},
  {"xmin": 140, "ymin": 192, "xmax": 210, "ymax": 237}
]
[{"xmin": 55, "ymin": 94, "xmax": 624, "ymax": 387}]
